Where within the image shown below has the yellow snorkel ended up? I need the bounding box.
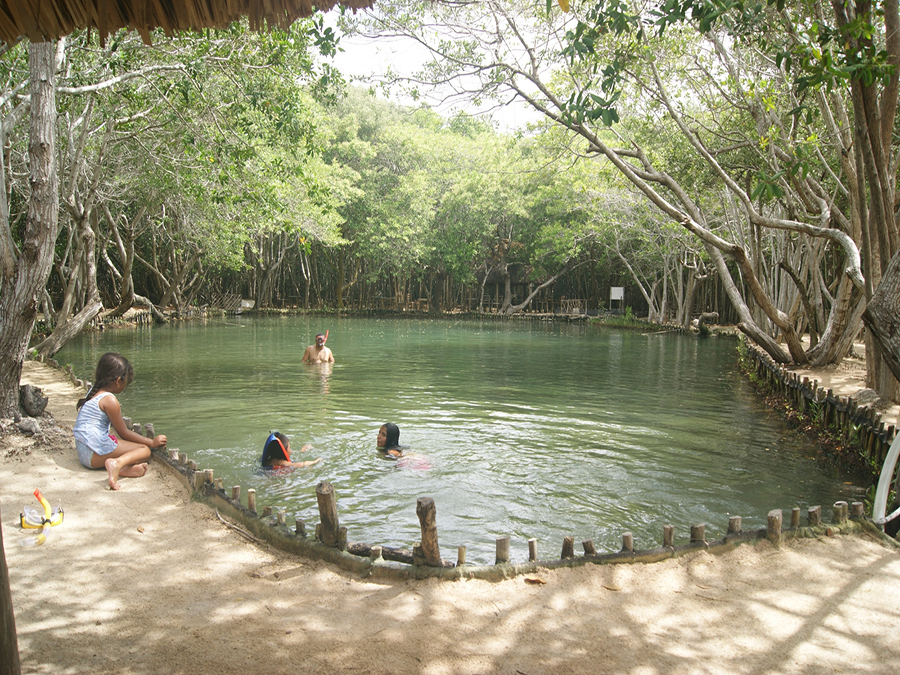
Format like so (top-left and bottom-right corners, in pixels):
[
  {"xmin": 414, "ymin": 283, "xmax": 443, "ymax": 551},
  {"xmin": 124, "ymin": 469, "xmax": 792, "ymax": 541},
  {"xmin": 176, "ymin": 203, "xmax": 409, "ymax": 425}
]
[{"xmin": 19, "ymin": 489, "xmax": 63, "ymax": 547}]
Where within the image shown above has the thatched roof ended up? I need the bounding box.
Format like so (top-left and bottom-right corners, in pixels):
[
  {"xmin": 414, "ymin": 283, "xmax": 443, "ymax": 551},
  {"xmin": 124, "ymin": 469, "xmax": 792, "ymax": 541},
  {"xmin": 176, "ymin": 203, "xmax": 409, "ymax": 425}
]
[{"xmin": 0, "ymin": 0, "xmax": 375, "ymax": 45}]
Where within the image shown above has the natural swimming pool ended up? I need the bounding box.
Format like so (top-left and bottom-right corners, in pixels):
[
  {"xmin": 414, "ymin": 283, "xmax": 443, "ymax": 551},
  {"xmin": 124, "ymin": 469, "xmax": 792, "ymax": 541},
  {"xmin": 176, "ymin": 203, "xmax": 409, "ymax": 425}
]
[{"xmin": 58, "ymin": 316, "xmax": 864, "ymax": 563}]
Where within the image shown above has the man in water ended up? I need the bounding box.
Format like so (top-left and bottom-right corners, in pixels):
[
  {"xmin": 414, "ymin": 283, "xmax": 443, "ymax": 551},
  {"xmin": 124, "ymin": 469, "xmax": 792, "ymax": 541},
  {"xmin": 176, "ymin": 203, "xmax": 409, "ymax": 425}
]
[{"xmin": 302, "ymin": 332, "xmax": 334, "ymax": 364}]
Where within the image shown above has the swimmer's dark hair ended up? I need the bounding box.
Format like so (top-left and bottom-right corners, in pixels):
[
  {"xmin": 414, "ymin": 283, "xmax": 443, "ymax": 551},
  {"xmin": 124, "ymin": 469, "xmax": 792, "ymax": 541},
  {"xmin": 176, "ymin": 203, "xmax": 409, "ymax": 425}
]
[
  {"xmin": 382, "ymin": 423, "xmax": 400, "ymax": 450},
  {"xmin": 262, "ymin": 431, "xmax": 291, "ymax": 466},
  {"xmin": 77, "ymin": 352, "xmax": 134, "ymax": 409}
]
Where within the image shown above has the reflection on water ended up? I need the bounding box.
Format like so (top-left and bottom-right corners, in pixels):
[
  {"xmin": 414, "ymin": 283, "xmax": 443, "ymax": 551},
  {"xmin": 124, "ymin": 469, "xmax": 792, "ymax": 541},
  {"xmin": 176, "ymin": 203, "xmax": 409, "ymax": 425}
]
[{"xmin": 58, "ymin": 316, "xmax": 863, "ymax": 564}]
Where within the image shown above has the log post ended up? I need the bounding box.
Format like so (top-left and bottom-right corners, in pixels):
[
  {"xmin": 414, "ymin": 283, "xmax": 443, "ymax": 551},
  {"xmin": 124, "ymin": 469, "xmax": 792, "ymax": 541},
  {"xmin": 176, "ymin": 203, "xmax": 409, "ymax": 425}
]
[
  {"xmin": 457, "ymin": 546, "xmax": 467, "ymax": 566},
  {"xmin": 790, "ymin": 507, "xmax": 800, "ymax": 529},
  {"xmin": 204, "ymin": 469, "xmax": 214, "ymax": 484},
  {"xmin": 315, "ymin": 482, "xmax": 340, "ymax": 548},
  {"xmin": 808, "ymin": 505, "xmax": 821, "ymax": 526},
  {"xmin": 178, "ymin": 452, "xmax": 187, "ymax": 465},
  {"xmin": 663, "ymin": 525, "xmax": 674, "ymax": 548},
  {"xmin": 415, "ymin": 497, "xmax": 442, "ymax": 566},
  {"xmin": 621, "ymin": 532, "xmax": 634, "ymax": 553},
  {"xmin": 850, "ymin": 502, "xmax": 865, "ymax": 519},
  {"xmin": 561, "ymin": 536, "xmax": 575, "ymax": 559},
  {"xmin": 168, "ymin": 448, "xmax": 179, "ymax": 461},
  {"xmin": 232, "ymin": 486, "xmax": 241, "ymax": 502},
  {"xmin": 727, "ymin": 516, "xmax": 742, "ymax": 535},
  {"xmin": 247, "ymin": 489, "xmax": 256, "ymax": 514},
  {"xmin": 767, "ymin": 509, "xmax": 783, "ymax": 546},
  {"xmin": 528, "ymin": 538, "xmax": 537, "ymax": 562},
  {"xmin": 295, "ymin": 518, "xmax": 306, "ymax": 537},
  {"xmin": 582, "ymin": 539, "xmax": 596, "ymax": 556},
  {"xmin": 143, "ymin": 422, "xmax": 154, "ymax": 437},
  {"xmin": 495, "ymin": 536, "xmax": 510, "ymax": 564},
  {"xmin": 690, "ymin": 524, "xmax": 706, "ymax": 544},
  {"xmin": 276, "ymin": 508, "xmax": 286, "ymax": 525},
  {"xmin": 214, "ymin": 478, "xmax": 224, "ymax": 491},
  {"xmin": 123, "ymin": 416, "xmax": 132, "ymax": 430},
  {"xmin": 370, "ymin": 546, "xmax": 383, "ymax": 562},
  {"xmin": 833, "ymin": 501, "xmax": 848, "ymax": 524},
  {"xmin": 131, "ymin": 422, "xmax": 142, "ymax": 435}
]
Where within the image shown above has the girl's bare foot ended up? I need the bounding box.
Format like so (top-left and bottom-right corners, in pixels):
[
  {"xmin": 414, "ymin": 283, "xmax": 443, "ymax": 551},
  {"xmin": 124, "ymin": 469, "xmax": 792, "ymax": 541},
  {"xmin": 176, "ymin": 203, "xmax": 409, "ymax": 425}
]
[
  {"xmin": 105, "ymin": 458, "xmax": 121, "ymax": 490},
  {"xmin": 119, "ymin": 462, "xmax": 148, "ymax": 478}
]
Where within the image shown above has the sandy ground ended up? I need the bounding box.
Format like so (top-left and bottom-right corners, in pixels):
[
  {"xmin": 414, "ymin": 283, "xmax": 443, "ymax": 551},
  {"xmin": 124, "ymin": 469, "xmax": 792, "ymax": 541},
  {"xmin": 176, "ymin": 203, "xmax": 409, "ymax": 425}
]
[{"xmin": 2, "ymin": 360, "xmax": 900, "ymax": 675}]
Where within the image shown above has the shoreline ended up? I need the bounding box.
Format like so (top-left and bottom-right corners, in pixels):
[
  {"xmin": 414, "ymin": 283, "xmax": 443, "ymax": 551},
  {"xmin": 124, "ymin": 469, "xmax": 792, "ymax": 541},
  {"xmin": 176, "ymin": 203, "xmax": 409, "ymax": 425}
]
[{"xmin": 2, "ymin": 360, "xmax": 900, "ymax": 674}]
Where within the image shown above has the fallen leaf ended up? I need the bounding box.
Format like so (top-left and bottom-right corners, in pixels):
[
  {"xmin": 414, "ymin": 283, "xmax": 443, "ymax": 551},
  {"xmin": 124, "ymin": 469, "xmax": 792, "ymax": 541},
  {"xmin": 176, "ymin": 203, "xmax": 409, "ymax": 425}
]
[
  {"xmin": 137, "ymin": 526, "xmax": 144, "ymax": 533},
  {"xmin": 524, "ymin": 577, "xmax": 546, "ymax": 585},
  {"xmin": 602, "ymin": 584, "xmax": 622, "ymax": 591}
]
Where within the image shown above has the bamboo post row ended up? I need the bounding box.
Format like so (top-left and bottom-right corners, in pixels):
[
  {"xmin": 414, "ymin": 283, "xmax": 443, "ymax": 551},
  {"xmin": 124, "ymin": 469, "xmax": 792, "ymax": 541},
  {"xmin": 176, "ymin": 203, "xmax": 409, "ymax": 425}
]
[{"xmin": 143, "ymin": 413, "xmax": 885, "ymax": 576}]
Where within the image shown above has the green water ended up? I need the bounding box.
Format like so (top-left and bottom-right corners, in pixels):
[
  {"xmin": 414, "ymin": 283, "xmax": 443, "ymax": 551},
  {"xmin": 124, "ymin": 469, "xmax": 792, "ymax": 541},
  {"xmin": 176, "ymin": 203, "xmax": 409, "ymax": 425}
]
[{"xmin": 58, "ymin": 316, "xmax": 862, "ymax": 563}]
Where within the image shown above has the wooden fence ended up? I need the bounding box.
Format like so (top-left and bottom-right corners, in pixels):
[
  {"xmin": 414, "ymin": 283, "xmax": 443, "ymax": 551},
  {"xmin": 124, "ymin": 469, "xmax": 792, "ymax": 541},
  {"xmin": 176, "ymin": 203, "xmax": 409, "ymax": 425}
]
[{"xmin": 742, "ymin": 340, "xmax": 897, "ymax": 489}]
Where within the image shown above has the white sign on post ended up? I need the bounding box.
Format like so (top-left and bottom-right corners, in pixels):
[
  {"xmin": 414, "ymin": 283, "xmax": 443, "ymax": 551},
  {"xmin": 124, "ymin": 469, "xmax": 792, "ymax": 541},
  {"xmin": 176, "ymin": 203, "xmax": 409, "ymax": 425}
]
[{"xmin": 610, "ymin": 287, "xmax": 624, "ymax": 301}]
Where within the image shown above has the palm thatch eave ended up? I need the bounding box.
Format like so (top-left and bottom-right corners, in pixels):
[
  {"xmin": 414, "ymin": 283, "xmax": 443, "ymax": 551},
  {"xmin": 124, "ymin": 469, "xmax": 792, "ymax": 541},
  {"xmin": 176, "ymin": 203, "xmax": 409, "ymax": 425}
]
[{"xmin": 0, "ymin": 0, "xmax": 374, "ymax": 45}]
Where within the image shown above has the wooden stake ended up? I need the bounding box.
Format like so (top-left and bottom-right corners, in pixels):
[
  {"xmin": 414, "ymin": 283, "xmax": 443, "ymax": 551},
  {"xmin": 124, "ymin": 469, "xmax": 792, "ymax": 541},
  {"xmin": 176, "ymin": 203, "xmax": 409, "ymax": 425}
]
[
  {"xmin": 850, "ymin": 502, "xmax": 864, "ymax": 519},
  {"xmin": 178, "ymin": 452, "xmax": 187, "ymax": 465},
  {"xmin": 295, "ymin": 518, "xmax": 306, "ymax": 537},
  {"xmin": 277, "ymin": 508, "xmax": 286, "ymax": 525},
  {"xmin": 495, "ymin": 536, "xmax": 510, "ymax": 564},
  {"xmin": 833, "ymin": 501, "xmax": 848, "ymax": 524},
  {"xmin": 561, "ymin": 536, "xmax": 575, "ymax": 559},
  {"xmin": 457, "ymin": 545, "xmax": 467, "ymax": 566},
  {"xmin": 790, "ymin": 507, "xmax": 800, "ymax": 529},
  {"xmin": 143, "ymin": 422, "xmax": 154, "ymax": 437},
  {"xmin": 415, "ymin": 497, "xmax": 442, "ymax": 566},
  {"xmin": 315, "ymin": 482, "xmax": 340, "ymax": 547},
  {"xmin": 807, "ymin": 505, "xmax": 821, "ymax": 526},
  {"xmin": 582, "ymin": 539, "xmax": 596, "ymax": 556},
  {"xmin": 247, "ymin": 489, "xmax": 256, "ymax": 513},
  {"xmin": 727, "ymin": 516, "xmax": 741, "ymax": 534},
  {"xmin": 528, "ymin": 538, "xmax": 537, "ymax": 562},
  {"xmin": 663, "ymin": 525, "xmax": 674, "ymax": 548},
  {"xmin": 690, "ymin": 524, "xmax": 706, "ymax": 543},
  {"xmin": 232, "ymin": 486, "xmax": 241, "ymax": 502},
  {"xmin": 621, "ymin": 532, "xmax": 634, "ymax": 553},
  {"xmin": 767, "ymin": 509, "xmax": 782, "ymax": 546}
]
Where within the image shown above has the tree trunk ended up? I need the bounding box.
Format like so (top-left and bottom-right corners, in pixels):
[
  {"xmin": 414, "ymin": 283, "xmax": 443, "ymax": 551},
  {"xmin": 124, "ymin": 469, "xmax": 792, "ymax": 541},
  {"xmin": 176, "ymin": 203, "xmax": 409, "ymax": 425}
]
[
  {"xmin": 0, "ymin": 512, "xmax": 20, "ymax": 675},
  {"xmin": 863, "ymin": 248, "xmax": 900, "ymax": 400},
  {"xmin": 35, "ymin": 209, "xmax": 101, "ymax": 357},
  {"xmin": 0, "ymin": 41, "xmax": 59, "ymax": 675},
  {"xmin": 0, "ymin": 41, "xmax": 59, "ymax": 417},
  {"xmin": 33, "ymin": 301, "xmax": 102, "ymax": 357}
]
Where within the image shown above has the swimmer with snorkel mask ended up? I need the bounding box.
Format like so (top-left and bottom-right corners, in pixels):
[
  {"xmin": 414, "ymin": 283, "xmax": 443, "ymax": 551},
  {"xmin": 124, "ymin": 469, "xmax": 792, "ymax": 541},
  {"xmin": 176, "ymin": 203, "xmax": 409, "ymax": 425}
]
[
  {"xmin": 261, "ymin": 431, "xmax": 321, "ymax": 471},
  {"xmin": 302, "ymin": 330, "xmax": 334, "ymax": 364}
]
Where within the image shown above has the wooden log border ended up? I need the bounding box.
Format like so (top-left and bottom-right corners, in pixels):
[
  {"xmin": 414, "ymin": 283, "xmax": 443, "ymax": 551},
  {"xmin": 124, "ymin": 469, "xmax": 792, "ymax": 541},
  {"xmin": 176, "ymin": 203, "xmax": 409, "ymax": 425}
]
[
  {"xmin": 137, "ymin": 439, "xmax": 900, "ymax": 582},
  {"xmin": 30, "ymin": 352, "xmax": 900, "ymax": 583},
  {"xmin": 739, "ymin": 338, "xmax": 898, "ymax": 485}
]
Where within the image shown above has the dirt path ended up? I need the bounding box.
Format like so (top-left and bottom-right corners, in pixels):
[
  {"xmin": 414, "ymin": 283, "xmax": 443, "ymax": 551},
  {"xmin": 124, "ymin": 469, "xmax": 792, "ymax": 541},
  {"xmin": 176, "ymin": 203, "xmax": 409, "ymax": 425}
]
[{"xmin": 2, "ymin": 361, "xmax": 900, "ymax": 675}]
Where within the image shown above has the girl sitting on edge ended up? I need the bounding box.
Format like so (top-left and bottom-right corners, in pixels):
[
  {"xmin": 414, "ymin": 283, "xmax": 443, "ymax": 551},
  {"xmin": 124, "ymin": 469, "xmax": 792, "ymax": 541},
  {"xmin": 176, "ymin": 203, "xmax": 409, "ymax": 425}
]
[
  {"xmin": 261, "ymin": 431, "xmax": 322, "ymax": 471},
  {"xmin": 73, "ymin": 352, "xmax": 167, "ymax": 490}
]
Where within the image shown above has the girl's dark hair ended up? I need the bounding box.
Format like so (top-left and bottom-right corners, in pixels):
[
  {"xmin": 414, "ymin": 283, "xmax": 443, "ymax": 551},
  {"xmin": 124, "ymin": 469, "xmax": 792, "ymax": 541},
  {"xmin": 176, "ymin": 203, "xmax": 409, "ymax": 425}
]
[
  {"xmin": 382, "ymin": 423, "xmax": 400, "ymax": 449},
  {"xmin": 77, "ymin": 352, "xmax": 134, "ymax": 409},
  {"xmin": 262, "ymin": 431, "xmax": 291, "ymax": 466}
]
